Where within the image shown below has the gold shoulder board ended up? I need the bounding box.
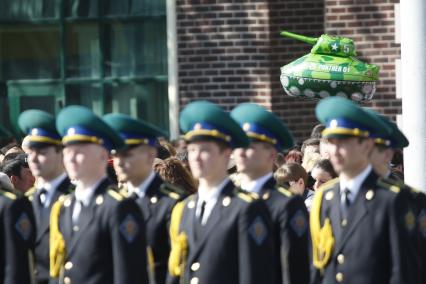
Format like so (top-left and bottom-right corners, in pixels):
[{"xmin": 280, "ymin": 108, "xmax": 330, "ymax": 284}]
[
  {"xmin": 277, "ymin": 186, "xmax": 292, "ymax": 197},
  {"xmin": 2, "ymin": 190, "xmax": 17, "ymax": 200},
  {"xmin": 107, "ymin": 189, "xmax": 124, "ymax": 201}
]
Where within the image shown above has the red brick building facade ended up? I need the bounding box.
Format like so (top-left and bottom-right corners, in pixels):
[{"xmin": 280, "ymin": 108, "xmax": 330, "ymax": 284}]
[{"xmin": 176, "ymin": 0, "xmax": 400, "ymax": 144}]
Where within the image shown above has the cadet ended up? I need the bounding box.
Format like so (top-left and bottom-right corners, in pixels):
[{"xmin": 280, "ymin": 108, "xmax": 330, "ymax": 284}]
[
  {"xmin": 0, "ymin": 185, "xmax": 35, "ymax": 283},
  {"xmin": 231, "ymin": 103, "xmax": 309, "ymax": 284},
  {"xmin": 167, "ymin": 101, "xmax": 275, "ymax": 284},
  {"xmin": 104, "ymin": 113, "xmax": 187, "ymax": 284},
  {"xmin": 367, "ymin": 110, "xmax": 426, "ymax": 282},
  {"xmin": 51, "ymin": 106, "xmax": 149, "ymax": 284},
  {"xmin": 19, "ymin": 110, "xmax": 73, "ymax": 284},
  {"xmin": 310, "ymin": 97, "xmax": 420, "ymax": 284},
  {"xmin": 365, "ymin": 110, "xmax": 409, "ymax": 181}
]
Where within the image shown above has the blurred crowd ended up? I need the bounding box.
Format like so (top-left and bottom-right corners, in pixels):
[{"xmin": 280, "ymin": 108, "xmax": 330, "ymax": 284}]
[{"xmin": 0, "ymin": 122, "xmax": 405, "ymax": 213}]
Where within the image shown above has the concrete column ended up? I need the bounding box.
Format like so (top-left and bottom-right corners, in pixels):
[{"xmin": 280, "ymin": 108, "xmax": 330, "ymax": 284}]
[
  {"xmin": 166, "ymin": 0, "xmax": 179, "ymax": 139},
  {"xmin": 400, "ymin": 0, "xmax": 426, "ymax": 190}
]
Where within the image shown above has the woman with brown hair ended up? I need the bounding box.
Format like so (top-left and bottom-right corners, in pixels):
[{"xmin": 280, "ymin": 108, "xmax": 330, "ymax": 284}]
[
  {"xmin": 274, "ymin": 162, "xmax": 313, "ymax": 210},
  {"xmin": 153, "ymin": 157, "xmax": 197, "ymax": 194}
]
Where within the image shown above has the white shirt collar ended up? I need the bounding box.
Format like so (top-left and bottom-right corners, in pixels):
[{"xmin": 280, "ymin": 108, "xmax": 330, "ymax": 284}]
[
  {"xmin": 38, "ymin": 172, "xmax": 67, "ymax": 192},
  {"xmin": 196, "ymin": 177, "xmax": 230, "ymax": 225},
  {"xmin": 75, "ymin": 177, "xmax": 106, "ymax": 207},
  {"xmin": 240, "ymin": 172, "xmax": 273, "ymax": 194},
  {"xmin": 198, "ymin": 177, "xmax": 230, "ymax": 203},
  {"xmin": 127, "ymin": 171, "xmax": 156, "ymax": 198},
  {"xmin": 37, "ymin": 173, "xmax": 67, "ymax": 207},
  {"xmin": 339, "ymin": 164, "xmax": 372, "ymax": 201}
]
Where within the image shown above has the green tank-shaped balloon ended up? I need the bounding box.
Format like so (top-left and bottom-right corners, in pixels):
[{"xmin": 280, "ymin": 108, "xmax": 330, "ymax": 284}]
[{"xmin": 280, "ymin": 31, "xmax": 380, "ymax": 101}]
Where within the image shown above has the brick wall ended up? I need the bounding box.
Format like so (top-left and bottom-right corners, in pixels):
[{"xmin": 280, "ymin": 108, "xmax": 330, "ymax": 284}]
[
  {"xmin": 324, "ymin": 0, "xmax": 401, "ymax": 118},
  {"xmin": 176, "ymin": 0, "xmax": 277, "ymax": 109},
  {"xmin": 176, "ymin": 0, "xmax": 399, "ymax": 144}
]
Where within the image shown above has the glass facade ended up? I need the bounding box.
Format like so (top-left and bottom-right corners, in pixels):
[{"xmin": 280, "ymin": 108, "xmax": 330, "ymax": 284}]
[{"xmin": 0, "ymin": 0, "xmax": 169, "ymax": 136}]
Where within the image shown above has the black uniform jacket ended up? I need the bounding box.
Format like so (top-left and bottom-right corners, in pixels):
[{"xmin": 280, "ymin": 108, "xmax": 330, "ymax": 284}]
[
  {"xmin": 26, "ymin": 177, "xmax": 72, "ymax": 284},
  {"xmin": 56, "ymin": 178, "xmax": 149, "ymax": 284},
  {"xmin": 0, "ymin": 189, "xmax": 36, "ymax": 284},
  {"xmin": 387, "ymin": 173, "xmax": 426, "ymax": 284},
  {"xmin": 310, "ymin": 170, "xmax": 421, "ymax": 284},
  {"xmin": 130, "ymin": 174, "xmax": 186, "ymax": 284},
  {"xmin": 412, "ymin": 189, "xmax": 426, "ymax": 284},
  {"xmin": 260, "ymin": 177, "xmax": 310, "ymax": 284},
  {"xmin": 168, "ymin": 180, "xmax": 276, "ymax": 284}
]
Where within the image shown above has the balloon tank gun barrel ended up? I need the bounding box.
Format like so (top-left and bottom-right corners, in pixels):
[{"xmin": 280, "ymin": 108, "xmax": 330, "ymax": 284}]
[{"xmin": 280, "ymin": 31, "xmax": 318, "ymax": 45}]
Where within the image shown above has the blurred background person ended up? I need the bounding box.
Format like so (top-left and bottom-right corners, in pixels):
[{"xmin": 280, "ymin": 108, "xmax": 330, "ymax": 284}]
[
  {"xmin": 273, "ymin": 151, "xmax": 286, "ymax": 170},
  {"xmin": 310, "ymin": 123, "xmax": 325, "ymax": 139},
  {"xmin": 18, "ymin": 109, "xmax": 73, "ymax": 284},
  {"xmin": 1, "ymin": 142, "xmax": 24, "ymax": 159},
  {"xmin": 171, "ymin": 136, "xmax": 187, "ymax": 154},
  {"xmin": 301, "ymin": 137, "xmax": 320, "ymax": 157},
  {"xmin": 175, "ymin": 149, "xmax": 190, "ymax": 173},
  {"xmin": 104, "ymin": 113, "xmax": 186, "ymax": 284},
  {"xmin": 274, "ymin": 162, "xmax": 314, "ymax": 210},
  {"xmin": 284, "ymin": 148, "xmax": 303, "ymax": 164},
  {"xmin": 310, "ymin": 159, "xmax": 337, "ymax": 191},
  {"xmin": 309, "ymin": 123, "xmax": 331, "ymax": 159},
  {"xmin": 1, "ymin": 153, "xmax": 35, "ymax": 192},
  {"xmin": 390, "ymin": 149, "xmax": 404, "ymax": 180}
]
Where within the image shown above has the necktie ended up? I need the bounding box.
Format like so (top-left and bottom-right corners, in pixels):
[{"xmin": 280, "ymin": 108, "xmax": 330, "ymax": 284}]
[
  {"xmin": 73, "ymin": 200, "xmax": 88, "ymax": 225},
  {"xmin": 37, "ymin": 188, "xmax": 47, "ymax": 207},
  {"xmin": 130, "ymin": 192, "xmax": 139, "ymax": 200},
  {"xmin": 194, "ymin": 200, "xmax": 206, "ymax": 241},
  {"xmin": 36, "ymin": 188, "xmax": 48, "ymax": 224},
  {"xmin": 198, "ymin": 201, "xmax": 206, "ymax": 225},
  {"xmin": 341, "ymin": 188, "xmax": 351, "ymax": 219}
]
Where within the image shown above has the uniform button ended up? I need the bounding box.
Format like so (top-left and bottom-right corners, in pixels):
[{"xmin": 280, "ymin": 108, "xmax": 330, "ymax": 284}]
[
  {"xmin": 73, "ymin": 226, "xmax": 79, "ymax": 232},
  {"xmin": 336, "ymin": 272, "xmax": 343, "ymax": 282},
  {"xmin": 191, "ymin": 262, "xmax": 200, "ymax": 271},
  {"xmin": 65, "ymin": 261, "xmax": 73, "ymax": 270},
  {"xmin": 190, "ymin": 277, "xmax": 199, "ymax": 284},
  {"xmin": 341, "ymin": 219, "xmax": 347, "ymax": 227},
  {"xmin": 337, "ymin": 254, "xmax": 345, "ymax": 264},
  {"xmin": 64, "ymin": 277, "xmax": 71, "ymax": 284}
]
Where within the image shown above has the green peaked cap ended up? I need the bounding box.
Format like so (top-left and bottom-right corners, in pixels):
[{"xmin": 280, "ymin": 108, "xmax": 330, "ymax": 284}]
[
  {"xmin": 18, "ymin": 109, "xmax": 61, "ymax": 147},
  {"xmin": 56, "ymin": 105, "xmax": 124, "ymax": 151},
  {"xmin": 316, "ymin": 97, "xmax": 391, "ymax": 139},
  {"xmin": 230, "ymin": 103, "xmax": 294, "ymax": 150},
  {"xmin": 364, "ymin": 109, "xmax": 409, "ymax": 148},
  {"xmin": 103, "ymin": 113, "xmax": 167, "ymax": 147},
  {"xmin": 179, "ymin": 100, "xmax": 249, "ymax": 149}
]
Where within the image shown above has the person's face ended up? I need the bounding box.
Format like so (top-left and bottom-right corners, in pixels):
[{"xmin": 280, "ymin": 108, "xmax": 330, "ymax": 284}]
[
  {"xmin": 63, "ymin": 144, "xmax": 107, "ymax": 181},
  {"xmin": 12, "ymin": 166, "xmax": 35, "ymax": 192},
  {"xmin": 233, "ymin": 142, "xmax": 275, "ymax": 177},
  {"xmin": 326, "ymin": 137, "xmax": 373, "ymax": 175},
  {"xmin": 26, "ymin": 146, "xmax": 63, "ymax": 180},
  {"xmin": 176, "ymin": 139, "xmax": 187, "ymax": 153},
  {"xmin": 187, "ymin": 141, "xmax": 231, "ymax": 181},
  {"xmin": 369, "ymin": 146, "xmax": 394, "ymax": 176},
  {"xmin": 113, "ymin": 145, "xmax": 156, "ymax": 184},
  {"xmin": 304, "ymin": 144, "xmax": 320, "ymax": 155},
  {"xmin": 288, "ymin": 178, "xmax": 305, "ymax": 195},
  {"xmin": 320, "ymin": 139, "xmax": 331, "ymax": 159},
  {"xmin": 311, "ymin": 167, "xmax": 333, "ymax": 191}
]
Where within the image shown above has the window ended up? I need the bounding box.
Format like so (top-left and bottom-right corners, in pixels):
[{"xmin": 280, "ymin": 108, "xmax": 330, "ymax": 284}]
[{"xmin": 0, "ymin": 0, "xmax": 169, "ymax": 136}]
